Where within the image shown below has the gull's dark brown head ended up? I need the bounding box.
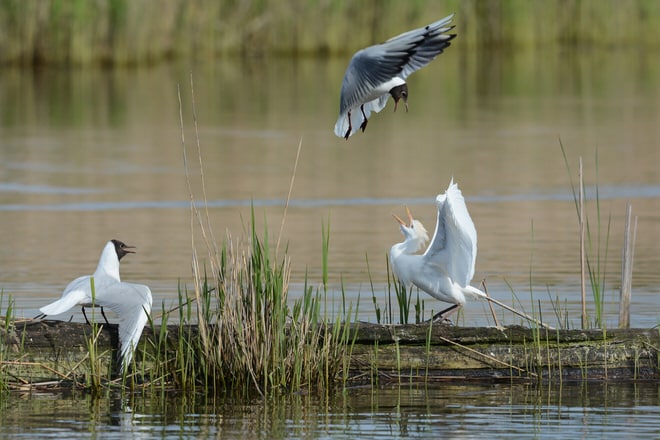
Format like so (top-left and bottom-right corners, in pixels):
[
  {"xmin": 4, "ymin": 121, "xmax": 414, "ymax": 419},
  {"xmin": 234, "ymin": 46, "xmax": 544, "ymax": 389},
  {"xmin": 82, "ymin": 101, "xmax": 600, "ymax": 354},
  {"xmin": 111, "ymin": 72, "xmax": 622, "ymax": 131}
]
[
  {"xmin": 389, "ymin": 84, "xmax": 409, "ymax": 112},
  {"xmin": 111, "ymin": 239, "xmax": 136, "ymax": 261}
]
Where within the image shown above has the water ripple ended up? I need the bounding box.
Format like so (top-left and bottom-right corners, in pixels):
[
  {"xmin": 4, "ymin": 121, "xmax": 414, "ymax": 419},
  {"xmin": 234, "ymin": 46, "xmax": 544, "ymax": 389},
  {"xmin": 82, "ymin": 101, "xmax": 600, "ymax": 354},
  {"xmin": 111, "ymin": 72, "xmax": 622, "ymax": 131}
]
[
  {"xmin": 0, "ymin": 184, "xmax": 658, "ymax": 212},
  {"xmin": 0, "ymin": 182, "xmax": 104, "ymax": 195}
]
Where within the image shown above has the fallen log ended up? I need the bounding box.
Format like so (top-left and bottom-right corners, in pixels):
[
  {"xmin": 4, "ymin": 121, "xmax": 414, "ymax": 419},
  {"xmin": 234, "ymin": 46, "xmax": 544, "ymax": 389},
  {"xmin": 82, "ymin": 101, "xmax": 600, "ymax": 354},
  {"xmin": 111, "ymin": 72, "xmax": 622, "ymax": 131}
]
[
  {"xmin": 1, "ymin": 320, "xmax": 659, "ymax": 386},
  {"xmin": 344, "ymin": 323, "xmax": 660, "ymax": 383}
]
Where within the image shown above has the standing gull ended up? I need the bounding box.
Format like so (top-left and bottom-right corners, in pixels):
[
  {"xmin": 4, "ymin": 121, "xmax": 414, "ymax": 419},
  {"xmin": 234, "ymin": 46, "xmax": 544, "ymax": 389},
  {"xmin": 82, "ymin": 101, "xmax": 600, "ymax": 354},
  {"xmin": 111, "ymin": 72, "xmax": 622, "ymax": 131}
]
[
  {"xmin": 37, "ymin": 239, "xmax": 153, "ymax": 372},
  {"xmin": 334, "ymin": 14, "xmax": 456, "ymax": 139}
]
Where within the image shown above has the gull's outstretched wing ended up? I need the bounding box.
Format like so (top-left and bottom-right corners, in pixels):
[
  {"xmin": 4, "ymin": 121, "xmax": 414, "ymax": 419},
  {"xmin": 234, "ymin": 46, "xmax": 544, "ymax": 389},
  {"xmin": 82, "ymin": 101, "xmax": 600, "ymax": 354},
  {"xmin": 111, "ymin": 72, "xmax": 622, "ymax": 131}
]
[
  {"xmin": 38, "ymin": 275, "xmax": 96, "ymax": 316},
  {"xmin": 339, "ymin": 14, "xmax": 455, "ymax": 115},
  {"xmin": 382, "ymin": 14, "xmax": 456, "ymax": 80},
  {"xmin": 335, "ymin": 14, "xmax": 456, "ymax": 138},
  {"xmin": 97, "ymin": 282, "xmax": 152, "ymax": 372},
  {"xmin": 39, "ymin": 291, "xmax": 86, "ymax": 316},
  {"xmin": 422, "ymin": 180, "xmax": 477, "ymax": 286}
]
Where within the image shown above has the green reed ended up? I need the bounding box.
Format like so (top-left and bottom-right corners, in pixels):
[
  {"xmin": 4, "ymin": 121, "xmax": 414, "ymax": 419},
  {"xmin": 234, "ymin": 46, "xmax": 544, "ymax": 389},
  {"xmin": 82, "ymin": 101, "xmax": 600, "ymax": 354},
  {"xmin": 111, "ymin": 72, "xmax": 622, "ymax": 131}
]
[
  {"xmin": 182, "ymin": 210, "xmax": 354, "ymax": 395},
  {"xmin": 0, "ymin": 290, "xmax": 14, "ymax": 394},
  {"xmin": 142, "ymin": 292, "xmax": 198, "ymax": 393},
  {"xmin": 134, "ymin": 206, "xmax": 356, "ymax": 396},
  {"xmin": 560, "ymin": 143, "xmax": 612, "ymax": 329},
  {"xmin": 393, "ymin": 280, "xmax": 412, "ymax": 325},
  {"xmin": 547, "ymin": 288, "xmax": 570, "ymax": 331},
  {"xmin": 382, "ymin": 256, "xmax": 425, "ymax": 325},
  {"xmin": 84, "ymin": 322, "xmax": 105, "ymax": 392},
  {"xmin": 84, "ymin": 277, "xmax": 104, "ymax": 393},
  {"xmin": 366, "ymin": 255, "xmax": 382, "ymax": 324}
]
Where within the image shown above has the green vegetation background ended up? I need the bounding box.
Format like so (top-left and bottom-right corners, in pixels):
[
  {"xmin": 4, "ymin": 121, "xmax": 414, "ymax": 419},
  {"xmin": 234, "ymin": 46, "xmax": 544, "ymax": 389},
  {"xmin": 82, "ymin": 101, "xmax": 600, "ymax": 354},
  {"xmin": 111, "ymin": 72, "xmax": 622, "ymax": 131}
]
[{"xmin": 1, "ymin": 0, "xmax": 658, "ymax": 65}]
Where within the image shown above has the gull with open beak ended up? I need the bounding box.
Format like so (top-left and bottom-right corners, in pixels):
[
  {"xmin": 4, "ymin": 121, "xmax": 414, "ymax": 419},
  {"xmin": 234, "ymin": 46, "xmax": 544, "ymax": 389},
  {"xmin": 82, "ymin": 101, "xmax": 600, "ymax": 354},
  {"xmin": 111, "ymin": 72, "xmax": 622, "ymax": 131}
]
[
  {"xmin": 37, "ymin": 239, "xmax": 153, "ymax": 373},
  {"xmin": 389, "ymin": 182, "xmax": 554, "ymax": 329}
]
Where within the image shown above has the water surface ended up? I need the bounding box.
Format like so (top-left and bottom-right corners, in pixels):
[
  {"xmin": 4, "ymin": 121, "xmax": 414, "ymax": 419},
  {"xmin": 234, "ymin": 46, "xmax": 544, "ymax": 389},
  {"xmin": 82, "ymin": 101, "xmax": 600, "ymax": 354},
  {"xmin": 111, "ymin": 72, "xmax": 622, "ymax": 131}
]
[
  {"xmin": 0, "ymin": 48, "xmax": 659, "ymax": 328},
  {"xmin": 3, "ymin": 383, "xmax": 660, "ymax": 439},
  {"xmin": 1, "ymin": 45, "xmax": 660, "ymax": 439}
]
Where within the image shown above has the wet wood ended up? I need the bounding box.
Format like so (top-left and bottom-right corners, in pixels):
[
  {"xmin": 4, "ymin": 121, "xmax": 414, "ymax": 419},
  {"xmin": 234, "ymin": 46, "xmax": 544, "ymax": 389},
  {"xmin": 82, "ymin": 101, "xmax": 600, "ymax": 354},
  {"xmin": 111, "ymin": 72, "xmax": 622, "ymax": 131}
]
[
  {"xmin": 2, "ymin": 320, "xmax": 660, "ymax": 385},
  {"xmin": 344, "ymin": 323, "xmax": 660, "ymax": 383}
]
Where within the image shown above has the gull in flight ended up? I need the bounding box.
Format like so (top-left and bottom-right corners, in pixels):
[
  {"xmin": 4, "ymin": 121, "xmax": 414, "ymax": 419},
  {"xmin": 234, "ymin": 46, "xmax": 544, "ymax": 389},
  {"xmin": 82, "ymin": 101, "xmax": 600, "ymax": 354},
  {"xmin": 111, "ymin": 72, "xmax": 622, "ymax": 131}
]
[
  {"xmin": 335, "ymin": 14, "xmax": 456, "ymax": 139},
  {"xmin": 390, "ymin": 180, "xmax": 553, "ymax": 328},
  {"xmin": 37, "ymin": 239, "xmax": 153, "ymax": 372}
]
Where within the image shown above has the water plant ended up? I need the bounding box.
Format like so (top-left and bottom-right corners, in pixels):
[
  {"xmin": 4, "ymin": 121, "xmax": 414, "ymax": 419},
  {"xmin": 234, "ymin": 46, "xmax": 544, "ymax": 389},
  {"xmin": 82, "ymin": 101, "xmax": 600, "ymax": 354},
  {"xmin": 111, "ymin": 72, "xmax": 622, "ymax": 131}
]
[
  {"xmin": 184, "ymin": 214, "xmax": 352, "ymax": 395},
  {"xmin": 171, "ymin": 77, "xmax": 355, "ymax": 396},
  {"xmin": 561, "ymin": 143, "xmax": 612, "ymax": 329},
  {"xmin": 393, "ymin": 280, "xmax": 412, "ymax": 325},
  {"xmin": 382, "ymin": 256, "xmax": 425, "ymax": 325},
  {"xmin": 0, "ymin": 290, "xmax": 14, "ymax": 395},
  {"xmin": 83, "ymin": 278, "xmax": 108, "ymax": 394},
  {"xmin": 619, "ymin": 204, "xmax": 637, "ymax": 328},
  {"xmin": 424, "ymin": 319, "xmax": 433, "ymax": 380},
  {"xmin": 367, "ymin": 256, "xmax": 382, "ymax": 324},
  {"xmin": 132, "ymin": 209, "xmax": 355, "ymax": 396},
  {"xmin": 84, "ymin": 323, "xmax": 105, "ymax": 393}
]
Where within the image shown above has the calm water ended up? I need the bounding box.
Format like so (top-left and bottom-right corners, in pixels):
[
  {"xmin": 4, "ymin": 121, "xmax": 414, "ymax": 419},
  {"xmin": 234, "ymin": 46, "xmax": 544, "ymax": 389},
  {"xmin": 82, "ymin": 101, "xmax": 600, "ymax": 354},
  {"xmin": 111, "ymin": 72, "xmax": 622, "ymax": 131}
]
[
  {"xmin": 1, "ymin": 49, "xmax": 659, "ymax": 328},
  {"xmin": 3, "ymin": 383, "xmax": 660, "ymax": 439},
  {"xmin": 1, "ymin": 46, "xmax": 660, "ymax": 436}
]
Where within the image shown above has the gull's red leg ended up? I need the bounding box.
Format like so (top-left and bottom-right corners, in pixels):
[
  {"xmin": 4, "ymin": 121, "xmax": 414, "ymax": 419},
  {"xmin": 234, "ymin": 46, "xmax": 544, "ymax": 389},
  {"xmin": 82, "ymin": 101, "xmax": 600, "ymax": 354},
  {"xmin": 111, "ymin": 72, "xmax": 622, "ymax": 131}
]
[
  {"xmin": 359, "ymin": 105, "xmax": 368, "ymax": 132},
  {"xmin": 344, "ymin": 111, "xmax": 352, "ymax": 140}
]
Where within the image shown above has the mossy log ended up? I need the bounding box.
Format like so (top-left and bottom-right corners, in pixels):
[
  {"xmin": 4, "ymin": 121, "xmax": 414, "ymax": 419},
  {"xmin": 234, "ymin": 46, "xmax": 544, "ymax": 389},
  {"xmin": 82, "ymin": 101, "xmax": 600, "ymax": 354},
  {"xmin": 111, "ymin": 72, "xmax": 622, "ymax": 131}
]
[
  {"xmin": 2, "ymin": 320, "xmax": 659, "ymax": 386},
  {"xmin": 343, "ymin": 323, "xmax": 660, "ymax": 383}
]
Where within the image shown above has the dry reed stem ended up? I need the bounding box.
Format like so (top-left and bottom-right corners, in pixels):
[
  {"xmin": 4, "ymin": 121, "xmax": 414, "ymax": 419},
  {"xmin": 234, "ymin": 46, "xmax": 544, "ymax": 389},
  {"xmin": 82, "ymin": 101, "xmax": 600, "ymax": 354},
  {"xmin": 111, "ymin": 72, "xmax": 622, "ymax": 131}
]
[
  {"xmin": 579, "ymin": 157, "xmax": 587, "ymax": 329},
  {"xmin": 481, "ymin": 279, "xmax": 500, "ymax": 328},
  {"xmin": 190, "ymin": 72, "xmax": 220, "ymax": 269},
  {"xmin": 4, "ymin": 318, "xmax": 33, "ymax": 325},
  {"xmin": 275, "ymin": 137, "xmax": 303, "ymax": 259},
  {"xmin": 2, "ymin": 360, "xmax": 74, "ymax": 381},
  {"xmin": 177, "ymin": 80, "xmax": 212, "ymax": 359},
  {"xmin": 436, "ymin": 335, "xmax": 535, "ymax": 377},
  {"xmin": 619, "ymin": 203, "xmax": 638, "ymax": 329},
  {"xmin": 9, "ymin": 380, "xmax": 66, "ymax": 391},
  {"xmin": 150, "ymin": 298, "xmax": 196, "ymax": 321},
  {"xmin": 481, "ymin": 295, "xmax": 554, "ymax": 330}
]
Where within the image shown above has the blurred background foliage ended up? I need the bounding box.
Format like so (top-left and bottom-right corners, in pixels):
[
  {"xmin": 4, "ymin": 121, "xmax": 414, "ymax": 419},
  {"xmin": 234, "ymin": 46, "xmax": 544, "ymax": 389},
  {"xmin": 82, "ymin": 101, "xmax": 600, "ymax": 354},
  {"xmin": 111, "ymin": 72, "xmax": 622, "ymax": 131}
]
[{"xmin": 0, "ymin": 0, "xmax": 658, "ymax": 65}]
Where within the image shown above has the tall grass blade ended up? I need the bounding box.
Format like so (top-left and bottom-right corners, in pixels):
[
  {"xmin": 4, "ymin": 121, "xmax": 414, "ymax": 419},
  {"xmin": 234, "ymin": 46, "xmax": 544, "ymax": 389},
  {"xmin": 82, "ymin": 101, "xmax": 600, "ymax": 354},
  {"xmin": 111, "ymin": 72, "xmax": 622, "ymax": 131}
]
[
  {"xmin": 276, "ymin": 137, "xmax": 303, "ymax": 259},
  {"xmin": 561, "ymin": 141, "xmax": 612, "ymax": 329},
  {"xmin": 365, "ymin": 254, "xmax": 382, "ymax": 324},
  {"xmin": 579, "ymin": 157, "xmax": 587, "ymax": 329},
  {"xmin": 619, "ymin": 204, "xmax": 637, "ymax": 328}
]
